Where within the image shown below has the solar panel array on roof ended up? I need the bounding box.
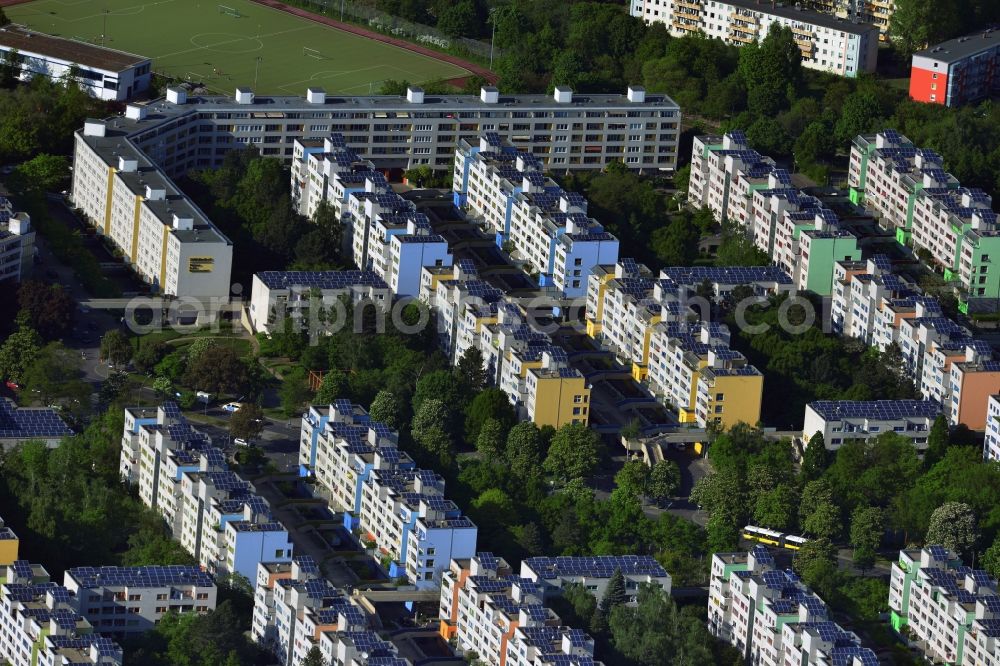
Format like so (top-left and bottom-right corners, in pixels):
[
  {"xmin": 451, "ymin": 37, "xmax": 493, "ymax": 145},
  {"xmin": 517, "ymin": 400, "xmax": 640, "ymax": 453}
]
[
  {"xmin": 257, "ymin": 271, "xmax": 389, "ymax": 291},
  {"xmin": 524, "ymin": 555, "xmax": 667, "ymax": 579},
  {"xmin": 0, "ymin": 400, "xmax": 74, "ymax": 439},
  {"xmin": 68, "ymin": 565, "xmax": 214, "ymax": 588},
  {"xmin": 808, "ymin": 400, "xmax": 941, "ymax": 420}
]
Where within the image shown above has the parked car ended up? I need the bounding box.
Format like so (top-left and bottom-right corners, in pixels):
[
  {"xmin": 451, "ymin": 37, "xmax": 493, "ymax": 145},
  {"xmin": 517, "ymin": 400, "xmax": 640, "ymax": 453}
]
[
  {"xmin": 4, "ymin": 381, "xmax": 20, "ymax": 391},
  {"xmin": 234, "ymin": 438, "xmax": 250, "ymax": 447},
  {"xmin": 222, "ymin": 402, "xmax": 243, "ymax": 413}
]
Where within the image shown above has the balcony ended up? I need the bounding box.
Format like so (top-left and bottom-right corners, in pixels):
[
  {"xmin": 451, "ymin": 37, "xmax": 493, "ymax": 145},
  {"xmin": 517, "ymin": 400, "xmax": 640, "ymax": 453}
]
[
  {"xmin": 729, "ymin": 10, "xmax": 759, "ymax": 23},
  {"xmin": 728, "ymin": 28, "xmax": 757, "ymax": 44},
  {"xmin": 675, "ymin": 0, "xmax": 702, "ymax": 9}
]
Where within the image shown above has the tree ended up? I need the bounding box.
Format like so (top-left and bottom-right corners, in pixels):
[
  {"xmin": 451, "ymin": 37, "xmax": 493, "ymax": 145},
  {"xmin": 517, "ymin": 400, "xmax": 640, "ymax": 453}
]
[
  {"xmin": 0, "ymin": 324, "xmax": 42, "ymax": 383},
  {"xmin": 230, "ymin": 403, "xmax": 265, "ymax": 441},
  {"xmin": 99, "ymin": 330, "xmax": 133, "ymax": 367},
  {"xmin": 279, "ymin": 367, "xmax": 313, "ymax": 417},
  {"xmin": 183, "ymin": 346, "xmax": 248, "ymax": 394},
  {"xmin": 926, "ymin": 501, "xmax": 978, "ymax": 556},
  {"xmin": 794, "ymin": 121, "xmax": 836, "ymax": 168},
  {"xmin": 437, "ymin": 0, "xmax": 482, "ymax": 38},
  {"xmin": 16, "ymin": 281, "xmax": 74, "ymax": 340},
  {"xmin": 186, "ymin": 338, "xmax": 219, "ymax": 365},
  {"xmin": 412, "ymin": 399, "xmax": 455, "ymax": 468},
  {"xmin": 152, "ymin": 376, "xmax": 173, "ymax": 397},
  {"xmin": 799, "ymin": 432, "xmax": 829, "ymax": 481},
  {"xmin": 923, "ymin": 414, "xmax": 950, "ymax": 468},
  {"xmin": 314, "ymin": 369, "xmax": 348, "ymax": 404},
  {"xmin": 615, "ymin": 459, "xmax": 650, "ymax": 499},
  {"xmin": 475, "ymin": 418, "xmax": 505, "ymax": 459},
  {"xmin": 983, "ymin": 535, "xmax": 1000, "ymax": 581},
  {"xmin": 691, "ymin": 468, "xmax": 747, "ymax": 527},
  {"xmin": 753, "ymin": 484, "xmax": 798, "ymax": 532},
  {"xmin": 850, "ymin": 505, "xmax": 883, "ymax": 571},
  {"xmin": 834, "ymin": 89, "xmax": 884, "ymax": 145},
  {"xmin": 514, "ymin": 522, "xmax": 546, "ymax": 556},
  {"xmin": 599, "ymin": 567, "xmax": 628, "ymax": 621},
  {"xmin": 505, "ymin": 422, "xmax": 544, "ymax": 483},
  {"xmin": 465, "ymin": 388, "xmax": 516, "ymax": 443},
  {"xmin": 455, "ymin": 346, "xmax": 488, "ymax": 393},
  {"xmin": 890, "ymin": 0, "xmax": 961, "ymax": 56},
  {"xmin": 793, "ymin": 537, "xmax": 836, "ymax": 587},
  {"xmin": 302, "ymin": 645, "xmax": 327, "ymax": 666},
  {"xmin": 412, "ymin": 369, "xmax": 465, "ymax": 416},
  {"xmin": 0, "ymin": 8, "xmax": 9, "ymax": 27},
  {"xmin": 608, "ymin": 584, "xmax": 717, "ymax": 665},
  {"xmin": 21, "ymin": 342, "xmax": 88, "ymax": 407},
  {"xmin": 368, "ymin": 390, "xmax": 403, "ymax": 430},
  {"xmin": 544, "ymin": 423, "xmax": 601, "ymax": 483},
  {"xmin": 648, "ymin": 460, "xmax": 680, "ymax": 505},
  {"xmin": 9, "ymin": 154, "xmax": 69, "ymax": 195},
  {"xmin": 133, "ymin": 339, "xmax": 170, "ymax": 374}
]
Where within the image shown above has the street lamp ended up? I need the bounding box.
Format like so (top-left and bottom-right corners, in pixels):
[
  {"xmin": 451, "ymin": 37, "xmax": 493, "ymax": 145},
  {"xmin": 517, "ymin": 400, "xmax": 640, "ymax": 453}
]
[
  {"xmin": 488, "ymin": 8, "xmax": 498, "ymax": 70},
  {"xmin": 253, "ymin": 56, "xmax": 263, "ymax": 90}
]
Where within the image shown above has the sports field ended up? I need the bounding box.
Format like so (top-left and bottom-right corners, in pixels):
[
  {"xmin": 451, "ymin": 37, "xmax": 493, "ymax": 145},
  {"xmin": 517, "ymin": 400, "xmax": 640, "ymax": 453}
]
[{"xmin": 3, "ymin": 0, "xmax": 471, "ymax": 94}]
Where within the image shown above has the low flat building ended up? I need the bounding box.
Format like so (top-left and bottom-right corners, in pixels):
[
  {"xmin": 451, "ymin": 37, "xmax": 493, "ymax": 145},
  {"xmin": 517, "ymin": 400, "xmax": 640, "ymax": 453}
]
[
  {"xmin": 802, "ymin": 400, "xmax": 940, "ymax": 450},
  {"xmin": 889, "ymin": 545, "xmax": 999, "ymax": 665},
  {"xmin": 0, "ymin": 398, "xmax": 73, "ymax": 448},
  {"xmin": 0, "ymin": 560, "xmax": 123, "ymax": 666},
  {"xmin": 910, "ymin": 29, "xmax": 1000, "ymax": 107},
  {"xmin": 248, "ymin": 271, "xmax": 391, "ymax": 335},
  {"xmin": 0, "ymin": 24, "xmax": 150, "ymax": 101},
  {"xmin": 520, "ymin": 555, "xmax": 671, "ymax": 602},
  {"xmin": 64, "ymin": 566, "xmax": 216, "ymax": 636}
]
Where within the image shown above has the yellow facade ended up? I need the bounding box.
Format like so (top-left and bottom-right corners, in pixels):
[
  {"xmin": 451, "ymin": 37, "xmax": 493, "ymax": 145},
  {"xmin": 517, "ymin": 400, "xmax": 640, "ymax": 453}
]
[
  {"xmin": 0, "ymin": 536, "xmax": 18, "ymax": 566},
  {"xmin": 703, "ymin": 373, "xmax": 763, "ymax": 430},
  {"xmin": 631, "ymin": 362, "xmax": 648, "ymax": 382},
  {"xmin": 586, "ymin": 272, "xmax": 614, "ymax": 340},
  {"xmin": 530, "ymin": 374, "xmax": 591, "ymax": 428}
]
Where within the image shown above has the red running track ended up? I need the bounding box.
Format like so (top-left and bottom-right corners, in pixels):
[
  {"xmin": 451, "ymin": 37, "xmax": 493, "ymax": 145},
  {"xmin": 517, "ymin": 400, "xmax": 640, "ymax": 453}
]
[{"xmin": 248, "ymin": 0, "xmax": 499, "ymax": 84}]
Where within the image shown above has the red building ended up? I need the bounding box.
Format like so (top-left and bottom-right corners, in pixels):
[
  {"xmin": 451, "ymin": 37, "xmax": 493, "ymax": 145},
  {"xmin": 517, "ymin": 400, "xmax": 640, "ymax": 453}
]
[{"xmin": 909, "ymin": 28, "xmax": 1000, "ymax": 107}]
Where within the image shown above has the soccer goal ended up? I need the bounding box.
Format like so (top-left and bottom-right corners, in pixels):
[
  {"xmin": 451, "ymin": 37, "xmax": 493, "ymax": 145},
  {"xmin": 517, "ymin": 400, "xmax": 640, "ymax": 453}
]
[
  {"xmin": 218, "ymin": 4, "xmax": 241, "ymax": 17},
  {"xmin": 302, "ymin": 47, "xmax": 324, "ymax": 59}
]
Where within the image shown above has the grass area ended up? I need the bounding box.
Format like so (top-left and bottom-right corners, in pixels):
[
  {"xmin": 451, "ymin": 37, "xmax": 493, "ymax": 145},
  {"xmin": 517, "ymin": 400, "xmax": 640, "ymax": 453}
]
[{"xmin": 6, "ymin": 0, "xmax": 469, "ymax": 95}]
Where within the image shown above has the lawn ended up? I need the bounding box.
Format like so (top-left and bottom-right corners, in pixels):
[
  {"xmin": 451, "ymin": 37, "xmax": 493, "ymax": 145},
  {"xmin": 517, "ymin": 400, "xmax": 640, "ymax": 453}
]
[{"xmin": 5, "ymin": 0, "xmax": 469, "ymax": 94}]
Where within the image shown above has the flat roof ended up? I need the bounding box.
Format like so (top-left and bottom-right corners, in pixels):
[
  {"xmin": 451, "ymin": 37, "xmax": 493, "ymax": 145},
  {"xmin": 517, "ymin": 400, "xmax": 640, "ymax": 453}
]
[
  {"xmin": 725, "ymin": 0, "xmax": 877, "ymax": 34},
  {"xmin": 807, "ymin": 399, "xmax": 941, "ymax": 420},
  {"xmin": 0, "ymin": 24, "xmax": 148, "ymax": 72},
  {"xmin": 914, "ymin": 28, "xmax": 1000, "ymax": 64}
]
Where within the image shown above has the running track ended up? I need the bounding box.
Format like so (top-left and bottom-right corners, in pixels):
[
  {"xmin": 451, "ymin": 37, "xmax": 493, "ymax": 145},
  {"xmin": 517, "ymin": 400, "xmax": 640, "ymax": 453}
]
[{"xmin": 0, "ymin": 0, "xmax": 499, "ymax": 84}]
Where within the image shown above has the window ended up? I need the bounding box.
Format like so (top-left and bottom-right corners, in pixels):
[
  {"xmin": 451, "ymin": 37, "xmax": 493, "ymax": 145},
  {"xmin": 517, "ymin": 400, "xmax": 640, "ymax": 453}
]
[
  {"xmin": 274, "ymin": 549, "xmax": 285, "ymax": 558},
  {"xmin": 715, "ymin": 393, "xmax": 724, "ymax": 401}
]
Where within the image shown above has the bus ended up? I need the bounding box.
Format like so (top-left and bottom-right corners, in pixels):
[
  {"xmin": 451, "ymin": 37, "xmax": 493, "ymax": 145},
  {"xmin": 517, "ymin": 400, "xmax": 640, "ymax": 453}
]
[{"xmin": 742, "ymin": 525, "xmax": 810, "ymax": 551}]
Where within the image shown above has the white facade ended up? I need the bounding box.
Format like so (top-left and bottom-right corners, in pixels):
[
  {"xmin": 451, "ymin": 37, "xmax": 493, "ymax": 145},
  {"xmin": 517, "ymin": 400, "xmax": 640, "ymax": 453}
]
[
  {"xmin": 985, "ymin": 395, "xmax": 1000, "ymax": 461},
  {"xmin": 0, "ymin": 25, "xmax": 150, "ymax": 102},
  {"xmin": 454, "ymin": 134, "xmax": 619, "ymax": 297},
  {"xmin": 248, "ymin": 271, "xmax": 391, "ymax": 335},
  {"xmin": 71, "ymin": 122, "xmax": 233, "ymax": 308},
  {"xmin": 631, "ymin": 0, "xmax": 878, "ymax": 77},
  {"xmin": 708, "ymin": 547, "xmax": 877, "ymax": 665},
  {"xmin": 0, "ymin": 561, "xmax": 123, "ymax": 666},
  {"xmin": 0, "ymin": 200, "xmax": 35, "ymax": 283},
  {"xmin": 802, "ymin": 400, "xmax": 940, "ymax": 450},
  {"xmin": 890, "ymin": 546, "xmax": 1000, "ymax": 665},
  {"xmin": 300, "ymin": 401, "xmax": 476, "ymax": 589},
  {"xmin": 121, "ymin": 403, "xmax": 293, "ymax": 583},
  {"xmin": 440, "ymin": 554, "xmax": 604, "ymax": 666},
  {"xmin": 64, "ymin": 566, "xmax": 216, "ymax": 635},
  {"xmin": 519, "ymin": 556, "xmax": 671, "ymax": 602}
]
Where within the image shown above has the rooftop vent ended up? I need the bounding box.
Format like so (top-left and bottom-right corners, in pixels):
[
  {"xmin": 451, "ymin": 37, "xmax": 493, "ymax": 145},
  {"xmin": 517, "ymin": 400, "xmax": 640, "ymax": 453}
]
[
  {"xmin": 406, "ymin": 86, "xmax": 424, "ymax": 104},
  {"xmin": 125, "ymin": 104, "xmax": 147, "ymax": 121},
  {"xmin": 165, "ymin": 87, "xmax": 187, "ymax": 105},
  {"xmin": 480, "ymin": 86, "xmax": 499, "ymax": 104},
  {"xmin": 306, "ymin": 87, "xmax": 326, "ymax": 104},
  {"xmin": 553, "ymin": 86, "xmax": 573, "ymax": 104},
  {"xmin": 626, "ymin": 85, "xmax": 645, "ymax": 103},
  {"xmin": 83, "ymin": 119, "xmax": 106, "ymax": 138},
  {"xmin": 235, "ymin": 87, "xmax": 254, "ymax": 105}
]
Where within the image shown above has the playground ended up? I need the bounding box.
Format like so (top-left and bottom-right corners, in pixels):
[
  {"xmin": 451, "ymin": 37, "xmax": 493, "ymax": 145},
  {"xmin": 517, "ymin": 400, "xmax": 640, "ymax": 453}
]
[{"xmin": 2, "ymin": 0, "xmax": 473, "ymax": 94}]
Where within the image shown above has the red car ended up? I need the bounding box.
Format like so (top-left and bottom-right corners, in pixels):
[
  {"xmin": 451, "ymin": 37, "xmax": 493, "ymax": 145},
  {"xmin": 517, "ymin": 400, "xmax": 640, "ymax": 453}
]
[{"xmin": 4, "ymin": 381, "xmax": 20, "ymax": 391}]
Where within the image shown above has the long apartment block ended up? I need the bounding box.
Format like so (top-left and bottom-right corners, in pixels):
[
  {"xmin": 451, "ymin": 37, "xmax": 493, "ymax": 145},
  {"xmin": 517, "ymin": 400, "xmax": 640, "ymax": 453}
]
[
  {"xmin": 585, "ymin": 259, "xmax": 781, "ymax": 428},
  {"xmin": 250, "ymin": 557, "xmax": 373, "ymax": 666},
  {"xmin": 910, "ymin": 29, "xmax": 1000, "ymax": 107},
  {"xmin": 519, "ymin": 556, "xmax": 671, "ymax": 600},
  {"xmin": 709, "ymin": 547, "xmax": 878, "ymax": 666},
  {"xmin": 454, "ymin": 133, "xmax": 620, "ymax": 298},
  {"xmin": 985, "ymin": 395, "xmax": 1000, "ymax": 461},
  {"xmin": 439, "ymin": 553, "xmax": 606, "ymax": 666},
  {"xmin": 849, "ymin": 130, "xmax": 1000, "ymax": 304},
  {"xmin": 0, "ymin": 560, "xmax": 123, "ymax": 666},
  {"xmin": 802, "ymin": 399, "xmax": 940, "ymax": 450},
  {"xmin": 63, "ymin": 566, "xmax": 216, "ymax": 636},
  {"xmin": 299, "ymin": 400, "xmax": 476, "ymax": 589},
  {"xmin": 889, "ymin": 546, "xmax": 1000, "ymax": 665},
  {"xmin": 0, "ymin": 198, "xmax": 35, "ymax": 284},
  {"xmin": 692, "ymin": 132, "xmax": 862, "ymax": 296},
  {"xmin": 422, "ymin": 262, "xmax": 592, "ymax": 428},
  {"xmin": 120, "ymin": 402, "xmax": 293, "ymax": 583},
  {"xmin": 630, "ymin": 0, "xmax": 879, "ymax": 75},
  {"xmin": 830, "ymin": 255, "xmax": 1000, "ymax": 429}
]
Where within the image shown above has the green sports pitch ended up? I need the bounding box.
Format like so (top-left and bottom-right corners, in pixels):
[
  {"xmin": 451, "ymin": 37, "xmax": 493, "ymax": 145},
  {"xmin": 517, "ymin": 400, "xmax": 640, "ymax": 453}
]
[{"xmin": 3, "ymin": 0, "xmax": 471, "ymax": 94}]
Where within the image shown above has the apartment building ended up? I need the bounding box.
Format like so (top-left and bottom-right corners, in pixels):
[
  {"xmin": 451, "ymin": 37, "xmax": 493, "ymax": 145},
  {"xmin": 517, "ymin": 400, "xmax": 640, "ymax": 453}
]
[
  {"xmin": 300, "ymin": 400, "xmax": 476, "ymax": 588},
  {"xmin": 83, "ymin": 84, "xmax": 679, "ymax": 181},
  {"xmin": 454, "ymin": 133, "xmax": 620, "ymax": 297},
  {"xmin": 290, "ymin": 131, "xmax": 376, "ymax": 219},
  {"xmin": 910, "ymin": 29, "xmax": 1000, "ymax": 107},
  {"xmin": 984, "ymin": 395, "xmax": 1000, "ymax": 461},
  {"xmin": 250, "ymin": 557, "xmax": 368, "ymax": 666},
  {"xmin": 802, "ymin": 399, "xmax": 939, "ymax": 450},
  {"xmin": 63, "ymin": 566, "xmax": 216, "ymax": 635},
  {"xmin": 708, "ymin": 547, "xmax": 878, "ymax": 665},
  {"xmin": 71, "ymin": 119, "xmax": 233, "ymax": 309},
  {"xmin": 0, "ymin": 560, "xmax": 123, "ymax": 666},
  {"xmin": 0, "ymin": 398, "xmax": 73, "ymax": 448},
  {"xmin": 248, "ymin": 271, "xmax": 391, "ymax": 335},
  {"xmin": 0, "ymin": 25, "xmax": 151, "ymax": 101},
  {"xmin": 889, "ymin": 546, "xmax": 1000, "ymax": 665},
  {"xmin": 121, "ymin": 402, "xmax": 293, "ymax": 582},
  {"xmin": 426, "ymin": 261, "xmax": 506, "ymax": 365},
  {"xmin": 439, "ymin": 553, "xmax": 604, "ymax": 666},
  {"xmin": 520, "ymin": 556, "xmax": 671, "ymax": 601},
  {"xmin": 0, "ymin": 518, "xmax": 17, "ymax": 567},
  {"xmin": 0, "ymin": 200, "xmax": 35, "ymax": 283},
  {"xmin": 630, "ymin": 0, "xmax": 879, "ymax": 76}
]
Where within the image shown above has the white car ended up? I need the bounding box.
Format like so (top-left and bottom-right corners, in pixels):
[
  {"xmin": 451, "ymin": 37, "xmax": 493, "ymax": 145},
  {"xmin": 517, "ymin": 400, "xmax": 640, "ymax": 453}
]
[
  {"xmin": 234, "ymin": 438, "xmax": 250, "ymax": 447},
  {"xmin": 222, "ymin": 402, "xmax": 243, "ymax": 413}
]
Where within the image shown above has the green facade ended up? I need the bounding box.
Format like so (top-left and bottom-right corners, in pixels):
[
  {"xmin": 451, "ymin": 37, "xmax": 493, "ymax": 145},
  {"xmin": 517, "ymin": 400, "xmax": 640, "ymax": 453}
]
[{"xmin": 803, "ymin": 235, "xmax": 862, "ymax": 296}]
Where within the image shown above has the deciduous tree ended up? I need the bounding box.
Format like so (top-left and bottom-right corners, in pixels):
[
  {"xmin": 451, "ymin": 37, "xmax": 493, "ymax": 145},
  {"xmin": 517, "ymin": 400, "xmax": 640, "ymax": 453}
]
[
  {"xmin": 544, "ymin": 423, "xmax": 600, "ymax": 483},
  {"xmin": 926, "ymin": 501, "xmax": 978, "ymax": 556}
]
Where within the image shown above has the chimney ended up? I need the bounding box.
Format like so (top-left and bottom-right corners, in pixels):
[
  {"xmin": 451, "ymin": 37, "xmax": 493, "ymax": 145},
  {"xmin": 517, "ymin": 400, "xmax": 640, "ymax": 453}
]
[
  {"xmin": 306, "ymin": 87, "xmax": 326, "ymax": 104},
  {"xmin": 480, "ymin": 86, "xmax": 499, "ymax": 103},
  {"xmin": 83, "ymin": 119, "xmax": 106, "ymax": 137},
  {"xmin": 165, "ymin": 87, "xmax": 187, "ymax": 105},
  {"xmin": 125, "ymin": 104, "xmax": 148, "ymax": 121},
  {"xmin": 627, "ymin": 85, "xmax": 646, "ymax": 103},
  {"xmin": 172, "ymin": 213, "xmax": 194, "ymax": 231},
  {"xmin": 145, "ymin": 184, "xmax": 166, "ymax": 201},
  {"xmin": 406, "ymin": 86, "xmax": 425, "ymax": 104},
  {"xmin": 118, "ymin": 156, "xmax": 138, "ymax": 173},
  {"xmin": 235, "ymin": 87, "xmax": 254, "ymax": 105},
  {"xmin": 553, "ymin": 86, "xmax": 573, "ymax": 103}
]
